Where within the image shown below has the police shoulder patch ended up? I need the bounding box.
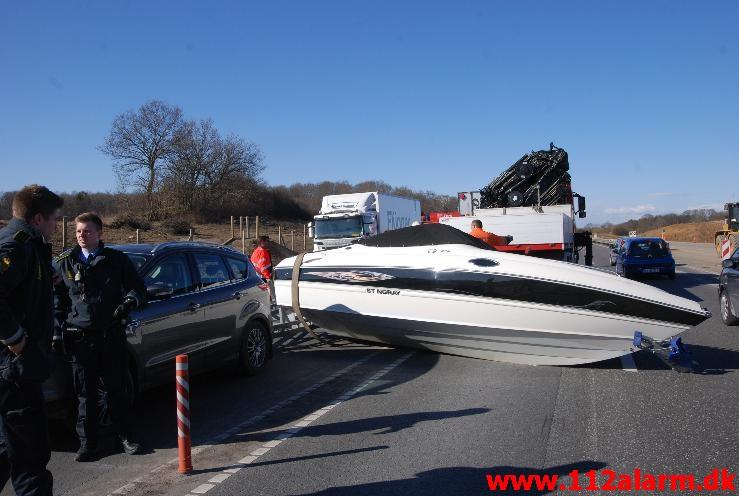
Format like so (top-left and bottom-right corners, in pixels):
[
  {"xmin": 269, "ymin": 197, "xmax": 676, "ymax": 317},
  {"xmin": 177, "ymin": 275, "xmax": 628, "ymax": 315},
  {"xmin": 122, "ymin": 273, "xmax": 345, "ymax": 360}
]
[
  {"xmin": 54, "ymin": 249, "xmax": 73, "ymax": 264},
  {"xmin": 12, "ymin": 230, "xmax": 31, "ymax": 243},
  {"xmin": 0, "ymin": 255, "xmax": 11, "ymax": 274}
]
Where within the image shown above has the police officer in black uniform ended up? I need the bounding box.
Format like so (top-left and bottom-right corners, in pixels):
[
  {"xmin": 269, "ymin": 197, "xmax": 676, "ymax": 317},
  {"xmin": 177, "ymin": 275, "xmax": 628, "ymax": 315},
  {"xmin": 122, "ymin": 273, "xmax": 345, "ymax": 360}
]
[
  {"xmin": 0, "ymin": 184, "xmax": 62, "ymax": 496},
  {"xmin": 53, "ymin": 212, "xmax": 146, "ymax": 462}
]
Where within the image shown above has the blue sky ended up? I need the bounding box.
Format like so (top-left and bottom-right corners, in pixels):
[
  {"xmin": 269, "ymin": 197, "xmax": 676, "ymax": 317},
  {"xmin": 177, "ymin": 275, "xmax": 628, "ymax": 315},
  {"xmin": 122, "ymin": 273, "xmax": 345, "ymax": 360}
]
[{"xmin": 1, "ymin": 1, "xmax": 737, "ymax": 225}]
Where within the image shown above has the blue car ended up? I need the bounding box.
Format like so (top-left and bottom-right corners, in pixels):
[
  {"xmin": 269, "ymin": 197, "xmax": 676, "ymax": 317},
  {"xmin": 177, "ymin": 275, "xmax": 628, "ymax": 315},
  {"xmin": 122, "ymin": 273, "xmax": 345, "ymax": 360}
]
[{"xmin": 615, "ymin": 237, "xmax": 676, "ymax": 280}]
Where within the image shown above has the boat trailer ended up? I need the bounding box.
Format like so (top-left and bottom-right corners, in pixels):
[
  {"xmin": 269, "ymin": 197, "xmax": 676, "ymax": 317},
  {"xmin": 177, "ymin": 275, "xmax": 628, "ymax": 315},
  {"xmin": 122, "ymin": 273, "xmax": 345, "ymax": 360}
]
[{"xmin": 632, "ymin": 331, "xmax": 699, "ymax": 373}]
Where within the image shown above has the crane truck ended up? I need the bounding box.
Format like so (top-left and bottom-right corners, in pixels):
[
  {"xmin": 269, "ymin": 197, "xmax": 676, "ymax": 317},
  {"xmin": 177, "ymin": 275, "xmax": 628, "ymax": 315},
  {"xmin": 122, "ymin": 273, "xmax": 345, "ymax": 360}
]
[{"xmin": 435, "ymin": 143, "xmax": 593, "ymax": 265}]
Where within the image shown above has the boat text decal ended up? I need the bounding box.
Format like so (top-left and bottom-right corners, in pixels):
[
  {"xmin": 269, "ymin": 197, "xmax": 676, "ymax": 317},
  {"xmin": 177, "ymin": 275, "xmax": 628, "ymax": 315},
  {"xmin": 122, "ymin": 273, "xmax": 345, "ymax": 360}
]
[
  {"xmin": 366, "ymin": 288, "xmax": 401, "ymax": 296},
  {"xmin": 303, "ymin": 270, "xmax": 395, "ymax": 283}
]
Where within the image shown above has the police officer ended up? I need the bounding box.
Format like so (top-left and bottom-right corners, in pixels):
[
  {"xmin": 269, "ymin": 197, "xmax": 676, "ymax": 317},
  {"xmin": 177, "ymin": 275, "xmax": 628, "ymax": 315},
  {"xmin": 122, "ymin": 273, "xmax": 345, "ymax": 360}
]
[
  {"xmin": 53, "ymin": 212, "xmax": 146, "ymax": 462},
  {"xmin": 0, "ymin": 184, "xmax": 62, "ymax": 495}
]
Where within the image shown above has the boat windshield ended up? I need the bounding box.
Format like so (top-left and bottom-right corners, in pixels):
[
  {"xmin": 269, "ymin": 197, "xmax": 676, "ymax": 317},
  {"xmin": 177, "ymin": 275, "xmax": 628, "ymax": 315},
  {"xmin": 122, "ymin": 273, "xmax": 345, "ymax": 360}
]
[
  {"xmin": 628, "ymin": 240, "xmax": 669, "ymax": 258},
  {"xmin": 358, "ymin": 223, "xmax": 494, "ymax": 250},
  {"xmin": 314, "ymin": 216, "xmax": 363, "ymax": 239}
]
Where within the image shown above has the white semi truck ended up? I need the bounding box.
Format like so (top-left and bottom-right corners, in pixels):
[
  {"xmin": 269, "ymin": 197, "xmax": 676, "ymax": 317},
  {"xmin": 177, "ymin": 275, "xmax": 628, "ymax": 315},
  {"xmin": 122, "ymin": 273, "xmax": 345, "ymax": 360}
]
[{"xmin": 310, "ymin": 192, "xmax": 421, "ymax": 251}]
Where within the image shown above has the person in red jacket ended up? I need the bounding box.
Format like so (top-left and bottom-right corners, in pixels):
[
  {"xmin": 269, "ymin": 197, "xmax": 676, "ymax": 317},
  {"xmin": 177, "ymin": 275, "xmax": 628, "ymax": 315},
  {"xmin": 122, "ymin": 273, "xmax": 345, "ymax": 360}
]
[
  {"xmin": 469, "ymin": 219, "xmax": 512, "ymax": 248},
  {"xmin": 250, "ymin": 236, "xmax": 273, "ymax": 280},
  {"xmin": 250, "ymin": 236, "xmax": 274, "ymax": 301}
]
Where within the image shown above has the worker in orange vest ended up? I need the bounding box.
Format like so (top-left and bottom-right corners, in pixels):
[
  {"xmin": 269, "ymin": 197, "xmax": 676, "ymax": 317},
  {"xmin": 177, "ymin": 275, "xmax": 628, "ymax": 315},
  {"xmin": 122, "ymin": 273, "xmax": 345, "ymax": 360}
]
[
  {"xmin": 251, "ymin": 235, "xmax": 274, "ymax": 301},
  {"xmin": 251, "ymin": 235, "xmax": 273, "ymax": 280},
  {"xmin": 469, "ymin": 219, "xmax": 512, "ymax": 248}
]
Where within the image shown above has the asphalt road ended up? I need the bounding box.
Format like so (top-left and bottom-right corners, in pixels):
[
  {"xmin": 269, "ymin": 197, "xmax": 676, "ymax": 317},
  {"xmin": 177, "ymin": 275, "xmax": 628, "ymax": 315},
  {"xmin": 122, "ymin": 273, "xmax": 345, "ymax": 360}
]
[
  {"xmin": 667, "ymin": 241, "xmax": 720, "ymax": 274},
  {"xmin": 4, "ymin": 244, "xmax": 736, "ymax": 496}
]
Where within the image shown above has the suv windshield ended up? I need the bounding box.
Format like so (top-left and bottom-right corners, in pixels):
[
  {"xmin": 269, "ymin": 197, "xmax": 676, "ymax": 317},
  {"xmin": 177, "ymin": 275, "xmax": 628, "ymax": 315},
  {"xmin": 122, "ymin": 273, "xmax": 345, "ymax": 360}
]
[
  {"xmin": 125, "ymin": 253, "xmax": 152, "ymax": 271},
  {"xmin": 314, "ymin": 217, "xmax": 362, "ymax": 239},
  {"xmin": 628, "ymin": 240, "xmax": 669, "ymax": 258}
]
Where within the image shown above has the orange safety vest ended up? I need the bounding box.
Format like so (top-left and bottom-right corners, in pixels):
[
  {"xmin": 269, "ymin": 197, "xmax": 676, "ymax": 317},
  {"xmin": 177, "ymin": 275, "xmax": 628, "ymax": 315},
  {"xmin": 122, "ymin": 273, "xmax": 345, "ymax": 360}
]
[
  {"xmin": 250, "ymin": 246, "xmax": 273, "ymax": 279},
  {"xmin": 470, "ymin": 226, "xmax": 508, "ymax": 248}
]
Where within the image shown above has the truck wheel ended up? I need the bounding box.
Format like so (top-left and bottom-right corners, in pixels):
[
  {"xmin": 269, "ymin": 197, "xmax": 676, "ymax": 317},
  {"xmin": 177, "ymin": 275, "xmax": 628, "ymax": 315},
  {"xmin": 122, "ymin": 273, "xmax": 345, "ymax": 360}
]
[
  {"xmin": 720, "ymin": 291, "xmax": 739, "ymax": 326},
  {"xmin": 715, "ymin": 235, "xmax": 724, "ymax": 256},
  {"xmin": 238, "ymin": 321, "xmax": 269, "ymax": 375}
]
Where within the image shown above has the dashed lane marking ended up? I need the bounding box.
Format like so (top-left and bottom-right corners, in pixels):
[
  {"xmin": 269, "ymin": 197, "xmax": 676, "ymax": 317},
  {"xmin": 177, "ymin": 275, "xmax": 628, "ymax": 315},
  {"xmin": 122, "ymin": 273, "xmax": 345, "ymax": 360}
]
[
  {"xmin": 183, "ymin": 351, "xmax": 415, "ymax": 496},
  {"xmin": 191, "ymin": 484, "xmax": 215, "ymax": 494},
  {"xmin": 105, "ymin": 350, "xmax": 385, "ymax": 496}
]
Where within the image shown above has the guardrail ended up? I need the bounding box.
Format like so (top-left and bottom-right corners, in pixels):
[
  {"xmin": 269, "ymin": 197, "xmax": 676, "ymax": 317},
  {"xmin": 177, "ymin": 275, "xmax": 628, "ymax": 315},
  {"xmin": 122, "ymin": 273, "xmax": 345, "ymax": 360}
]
[{"xmin": 593, "ymin": 238, "xmax": 615, "ymax": 247}]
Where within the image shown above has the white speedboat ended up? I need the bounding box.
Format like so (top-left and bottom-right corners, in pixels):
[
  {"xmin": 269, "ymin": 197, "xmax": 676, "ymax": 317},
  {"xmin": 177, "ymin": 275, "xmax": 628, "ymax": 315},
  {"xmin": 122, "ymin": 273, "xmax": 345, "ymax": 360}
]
[{"xmin": 274, "ymin": 225, "xmax": 710, "ymax": 366}]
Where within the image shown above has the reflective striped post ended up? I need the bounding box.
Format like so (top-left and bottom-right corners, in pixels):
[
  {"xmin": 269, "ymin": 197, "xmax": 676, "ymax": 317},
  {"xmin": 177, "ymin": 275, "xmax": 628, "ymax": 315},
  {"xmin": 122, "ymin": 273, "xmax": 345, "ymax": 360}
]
[{"xmin": 176, "ymin": 354, "xmax": 193, "ymax": 473}]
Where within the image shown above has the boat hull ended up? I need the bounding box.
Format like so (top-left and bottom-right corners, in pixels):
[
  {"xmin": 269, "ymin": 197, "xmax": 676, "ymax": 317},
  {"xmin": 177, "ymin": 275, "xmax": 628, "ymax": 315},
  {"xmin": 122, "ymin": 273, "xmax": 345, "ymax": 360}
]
[
  {"xmin": 274, "ymin": 243, "xmax": 710, "ymax": 366},
  {"xmin": 276, "ymin": 280, "xmax": 693, "ymax": 366}
]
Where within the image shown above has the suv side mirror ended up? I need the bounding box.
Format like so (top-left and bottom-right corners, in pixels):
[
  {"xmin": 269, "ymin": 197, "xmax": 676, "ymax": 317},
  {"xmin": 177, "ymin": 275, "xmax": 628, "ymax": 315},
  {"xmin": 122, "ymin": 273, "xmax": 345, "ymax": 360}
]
[
  {"xmin": 721, "ymin": 259, "xmax": 736, "ymax": 269},
  {"xmin": 147, "ymin": 284, "xmax": 174, "ymax": 300}
]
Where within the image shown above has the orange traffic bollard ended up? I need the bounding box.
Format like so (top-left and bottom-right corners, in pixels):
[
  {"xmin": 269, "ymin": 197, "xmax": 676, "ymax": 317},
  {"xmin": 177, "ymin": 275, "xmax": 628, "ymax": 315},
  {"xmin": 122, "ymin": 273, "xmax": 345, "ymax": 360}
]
[{"xmin": 176, "ymin": 354, "xmax": 193, "ymax": 474}]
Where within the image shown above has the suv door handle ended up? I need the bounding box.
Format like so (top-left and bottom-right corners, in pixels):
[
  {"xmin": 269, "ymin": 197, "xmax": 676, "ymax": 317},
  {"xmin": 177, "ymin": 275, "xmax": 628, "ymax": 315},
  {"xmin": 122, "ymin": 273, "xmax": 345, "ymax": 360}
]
[
  {"xmin": 188, "ymin": 303, "xmax": 201, "ymax": 311},
  {"xmin": 125, "ymin": 319, "xmax": 141, "ymax": 337},
  {"xmin": 232, "ymin": 291, "xmax": 245, "ymax": 300}
]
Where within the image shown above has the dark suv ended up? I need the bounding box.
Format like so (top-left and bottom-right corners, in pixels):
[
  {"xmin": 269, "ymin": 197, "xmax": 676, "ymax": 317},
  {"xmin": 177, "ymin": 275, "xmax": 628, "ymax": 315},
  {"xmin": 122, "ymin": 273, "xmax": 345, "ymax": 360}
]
[
  {"xmin": 719, "ymin": 247, "xmax": 739, "ymax": 326},
  {"xmin": 44, "ymin": 241, "xmax": 273, "ymax": 409}
]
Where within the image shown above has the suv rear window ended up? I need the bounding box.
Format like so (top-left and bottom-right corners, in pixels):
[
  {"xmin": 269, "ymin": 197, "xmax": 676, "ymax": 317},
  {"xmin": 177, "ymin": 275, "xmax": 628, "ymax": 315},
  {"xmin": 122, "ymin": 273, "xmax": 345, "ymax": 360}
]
[
  {"xmin": 628, "ymin": 240, "xmax": 668, "ymax": 258},
  {"xmin": 194, "ymin": 253, "xmax": 230, "ymax": 287}
]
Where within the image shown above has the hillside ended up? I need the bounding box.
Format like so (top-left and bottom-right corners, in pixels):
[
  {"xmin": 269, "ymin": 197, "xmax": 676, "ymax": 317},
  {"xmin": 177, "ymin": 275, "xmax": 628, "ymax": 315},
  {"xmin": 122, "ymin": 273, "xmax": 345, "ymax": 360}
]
[
  {"xmin": 590, "ymin": 220, "xmax": 723, "ymax": 243},
  {"xmin": 641, "ymin": 220, "xmax": 723, "ymax": 243},
  {"xmin": 0, "ymin": 217, "xmax": 306, "ymax": 265}
]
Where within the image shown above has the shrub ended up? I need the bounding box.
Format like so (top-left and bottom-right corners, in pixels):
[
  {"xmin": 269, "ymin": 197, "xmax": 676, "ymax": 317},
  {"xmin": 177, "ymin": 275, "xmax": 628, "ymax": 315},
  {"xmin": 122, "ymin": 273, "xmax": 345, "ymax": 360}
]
[
  {"xmin": 109, "ymin": 214, "xmax": 151, "ymax": 231},
  {"xmin": 161, "ymin": 218, "xmax": 192, "ymax": 235}
]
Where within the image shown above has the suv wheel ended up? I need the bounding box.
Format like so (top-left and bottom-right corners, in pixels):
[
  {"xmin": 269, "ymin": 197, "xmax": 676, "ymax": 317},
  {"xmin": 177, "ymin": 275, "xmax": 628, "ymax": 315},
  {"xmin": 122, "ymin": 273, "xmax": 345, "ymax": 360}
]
[
  {"xmin": 720, "ymin": 290, "xmax": 739, "ymax": 326},
  {"xmin": 238, "ymin": 321, "xmax": 269, "ymax": 375}
]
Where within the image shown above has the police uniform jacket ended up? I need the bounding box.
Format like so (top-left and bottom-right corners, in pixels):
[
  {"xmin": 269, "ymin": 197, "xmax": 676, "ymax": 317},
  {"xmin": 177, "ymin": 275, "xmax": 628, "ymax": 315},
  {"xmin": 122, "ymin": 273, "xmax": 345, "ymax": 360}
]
[
  {"xmin": 0, "ymin": 218, "xmax": 55, "ymax": 386},
  {"xmin": 53, "ymin": 242, "xmax": 145, "ymax": 335},
  {"xmin": 0, "ymin": 218, "xmax": 55, "ymax": 348}
]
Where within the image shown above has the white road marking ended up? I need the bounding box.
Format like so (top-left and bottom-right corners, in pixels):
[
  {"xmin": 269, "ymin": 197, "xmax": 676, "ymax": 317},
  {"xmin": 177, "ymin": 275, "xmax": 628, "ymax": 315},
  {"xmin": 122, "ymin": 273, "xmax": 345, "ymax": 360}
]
[
  {"xmin": 181, "ymin": 351, "xmax": 415, "ymax": 496},
  {"xmin": 207, "ymin": 474, "xmax": 231, "ymax": 484},
  {"xmin": 190, "ymin": 483, "xmax": 215, "ymax": 494},
  {"xmin": 620, "ymin": 353, "xmax": 638, "ymax": 372},
  {"xmin": 106, "ymin": 350, "xmax": 383, "ymax": 496}
]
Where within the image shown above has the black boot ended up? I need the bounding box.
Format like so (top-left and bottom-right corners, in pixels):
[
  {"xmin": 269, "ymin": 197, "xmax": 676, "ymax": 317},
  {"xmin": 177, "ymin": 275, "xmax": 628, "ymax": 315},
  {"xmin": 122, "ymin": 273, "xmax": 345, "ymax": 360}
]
[
  {"xmin": 75, "ymin": 443, "xmax": 98, "ymax": 462},
  {"xmin": 121, "ymin": 437, "xmax": 142, "ymax": 455}
]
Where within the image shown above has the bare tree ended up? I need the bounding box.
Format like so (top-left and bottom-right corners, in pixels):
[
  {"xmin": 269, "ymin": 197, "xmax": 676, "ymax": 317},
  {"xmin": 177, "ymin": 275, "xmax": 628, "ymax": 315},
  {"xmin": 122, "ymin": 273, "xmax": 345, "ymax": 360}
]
[
  {"xmin": 100, "ymin": 100, "xmax": 184, "ymax": 218},
  {"xmin": 163, "ymin": 119, "xmax": 265, "ymax": 218}
]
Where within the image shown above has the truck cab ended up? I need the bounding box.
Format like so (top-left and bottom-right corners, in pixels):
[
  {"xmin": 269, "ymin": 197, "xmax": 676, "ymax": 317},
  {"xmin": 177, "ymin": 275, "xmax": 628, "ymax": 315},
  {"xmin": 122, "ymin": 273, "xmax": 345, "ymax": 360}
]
[{"xmin": 310, "ymin": 192, "xmax": 420, "ymax": 252}]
